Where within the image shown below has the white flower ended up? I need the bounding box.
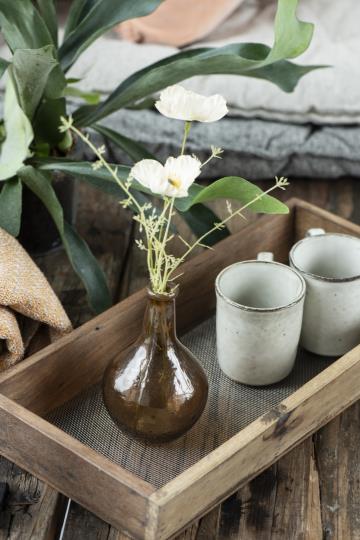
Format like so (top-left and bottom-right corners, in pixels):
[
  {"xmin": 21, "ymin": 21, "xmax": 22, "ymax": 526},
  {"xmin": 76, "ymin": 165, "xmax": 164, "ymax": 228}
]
[
  {"xmin": 130, "ymin": 155, "xmax": 201, "ymax": 198},
  {"xmin": 155, "ymin": 85, "xmax": 228, "ymax": 123},
  {"xmin": 130, "ymin": 159, "xmax": 166, "ymax": 193},
  {"xmin": 164, "ymin": 156, "xmax": 201, "ymax": 197}
]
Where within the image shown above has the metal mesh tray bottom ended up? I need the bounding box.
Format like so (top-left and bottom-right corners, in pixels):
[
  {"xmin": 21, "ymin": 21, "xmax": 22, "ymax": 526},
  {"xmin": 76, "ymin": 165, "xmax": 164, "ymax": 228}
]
[{"xmin": 48, "ymin": 316, "xmax": 331, "ymax": 488}]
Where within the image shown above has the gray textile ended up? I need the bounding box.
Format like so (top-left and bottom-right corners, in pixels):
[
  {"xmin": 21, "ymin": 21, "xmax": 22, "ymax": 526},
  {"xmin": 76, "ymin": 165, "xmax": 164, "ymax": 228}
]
[
  {"xmin": 48, "ymin": 316, "xmax": 330, "ymax": 489},
  {"xmin": 0, "ymin": 94, "xmax": 359, "ymax": 180},
  {"xmin": 92, "ymin": 108, "xmax": 360, "ymax": 180}
]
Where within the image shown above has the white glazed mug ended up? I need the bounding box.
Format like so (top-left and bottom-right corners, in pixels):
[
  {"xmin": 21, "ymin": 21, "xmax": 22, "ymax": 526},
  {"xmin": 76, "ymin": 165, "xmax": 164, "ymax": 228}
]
[
  {"xmin": 290, "ymin": 228, "xmax": 360, "ymax": 356},
  {"xmin": 215, "ymin": 253, "xmax": 306, "ymax": 385}
]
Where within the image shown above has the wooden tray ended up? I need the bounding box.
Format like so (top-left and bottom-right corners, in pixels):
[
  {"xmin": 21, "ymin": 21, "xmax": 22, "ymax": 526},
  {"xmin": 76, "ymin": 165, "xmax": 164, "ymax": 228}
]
[{"xmin": 1, "ymin": 198, "xmax": 360, "ymax": 540}]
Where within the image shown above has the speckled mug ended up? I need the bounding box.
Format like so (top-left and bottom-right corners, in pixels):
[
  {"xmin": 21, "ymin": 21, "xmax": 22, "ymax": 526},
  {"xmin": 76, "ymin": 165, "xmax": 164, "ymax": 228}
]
[
  {"xmin": 215, "ymin": 253, "xmax": 306, "ymax": 386},
  {"xmin": 290, "ymin": 228, "xmax": 360, "ymax": 356}
]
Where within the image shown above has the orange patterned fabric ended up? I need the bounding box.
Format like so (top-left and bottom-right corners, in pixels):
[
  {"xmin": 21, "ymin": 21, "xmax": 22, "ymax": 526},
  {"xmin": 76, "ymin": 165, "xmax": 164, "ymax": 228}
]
[
  {"xmin": 118, "ymin": 0, "xmax": 244, "ymax": 47},
  {"xmin": 0, "ymin": 227, "xmax": 72, "ymax": 371}
]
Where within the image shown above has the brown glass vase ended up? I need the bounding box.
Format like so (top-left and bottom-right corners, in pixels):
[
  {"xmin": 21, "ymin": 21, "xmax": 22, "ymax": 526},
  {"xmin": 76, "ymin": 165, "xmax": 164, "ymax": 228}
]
[{"xmin": 102, "ymin": 288, "xmax": 208, "ymax": 442}]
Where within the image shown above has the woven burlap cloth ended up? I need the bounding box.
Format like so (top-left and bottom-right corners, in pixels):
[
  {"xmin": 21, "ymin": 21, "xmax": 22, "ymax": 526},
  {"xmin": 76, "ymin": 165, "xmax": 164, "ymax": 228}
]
[{"xmin": 0, "ymin": 227, "xmax": 72, "ymax": 371}]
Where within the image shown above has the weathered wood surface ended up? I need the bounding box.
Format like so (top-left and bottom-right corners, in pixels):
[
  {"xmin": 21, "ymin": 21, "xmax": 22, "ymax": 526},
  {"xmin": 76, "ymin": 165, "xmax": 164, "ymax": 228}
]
[{"xmin": 0, "ymin": 178, "xmax": 360, "ymax": 539}]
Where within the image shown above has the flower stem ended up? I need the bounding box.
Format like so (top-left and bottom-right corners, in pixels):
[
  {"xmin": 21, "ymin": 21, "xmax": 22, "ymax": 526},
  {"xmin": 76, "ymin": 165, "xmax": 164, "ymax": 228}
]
[
  {"xmin": 167, "ymin": 179, "xmax": 288, "ymax": 281},
  {"xmin": 150, "ymin": 197, "xmax": 170, "ymax": 290},
  {"xmin": 155, "ymin": 197, "xmax": 175, "ymax": 292},
  {"xmin": 65, "ymin": 121, "xmax": 155, "ymax": 282},
  {"xmin": 181, "ymin": 121, "xmax": 192, "ymax": 155},
  {"xmin": 61, "ymin": 117, "xmax": 288, "ymax": 297}
]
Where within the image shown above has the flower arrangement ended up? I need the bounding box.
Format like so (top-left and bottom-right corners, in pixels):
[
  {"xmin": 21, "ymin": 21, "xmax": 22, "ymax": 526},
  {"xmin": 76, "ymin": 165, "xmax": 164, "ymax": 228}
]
[
  {"xmin": 61, "ymin": 85, "xmax": 289, "ymax": 294},
  {"xmin": 0, "ymin": 0, "xmax": 320, "ymax": 312}
]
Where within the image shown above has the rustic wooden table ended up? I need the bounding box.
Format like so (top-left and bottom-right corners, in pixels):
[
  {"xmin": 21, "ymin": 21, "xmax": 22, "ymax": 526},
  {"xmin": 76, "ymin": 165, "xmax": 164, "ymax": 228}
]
[{"xmin": 0, "ymin": 177, "xmax": 359, "ymax": 539}]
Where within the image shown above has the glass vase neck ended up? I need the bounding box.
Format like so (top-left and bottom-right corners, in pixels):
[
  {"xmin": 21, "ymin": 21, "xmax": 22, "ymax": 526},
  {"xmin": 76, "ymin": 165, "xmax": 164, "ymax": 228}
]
[
  {"xmin": 146, "ymin": 286, "xmax": 178, "ymax": 300},
  {"xmin": 143, "ymin": 287, "xmax": 178, "ymax": 340}
]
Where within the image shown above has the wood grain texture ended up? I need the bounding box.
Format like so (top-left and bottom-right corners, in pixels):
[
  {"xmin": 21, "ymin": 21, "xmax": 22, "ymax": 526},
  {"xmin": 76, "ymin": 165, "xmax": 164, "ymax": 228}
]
[
  {"xmin": 0, "ymin": 459, "xmax": 66, "ymax": 540},
  {"xmin": 154, "ymin": 181, "xmax": 360, "ymax": 540},
  {"xmin": 0, "ymin": 209, "xmax": 295, "ymax": 415},
  {"xmin": 0, "ymin": 393, "xmax": 154, "ymax": 539},
  {"xmin": 149, "ymin": 340, "xmax": 360, "ymax": 539},
  {"xmin": 314, "ymin": 402, "xmax": 360, "ymax": 540},
  {"xmin": 213, "ymin": 439, "xmax": 315, "ymax": 540},
  {"xmin": 1, "ymin": 179, "xmax": 360, "ymax": 540},
  {"xmin": 0, "ymin": 184, "xmax": 135, "ymax": 416},
  {"xmin": 0, "ymin": 183, "xmax": 134, "ymax": 540},
  {"xmin": 0, "ymin": 199, "xmax": 295, "ymax": 538}
]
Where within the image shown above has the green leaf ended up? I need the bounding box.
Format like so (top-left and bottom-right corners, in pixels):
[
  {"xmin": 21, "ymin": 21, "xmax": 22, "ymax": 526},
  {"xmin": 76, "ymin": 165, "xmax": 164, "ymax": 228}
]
[
  {"xmin": 0, "ymin": 178, "xmax": 23, "ymax": 236},
  {"xmin": 181, "ymin": 204, "xmax": 229, "ymax": 246},
  {"xmin": 59, "ymin": 0, "xmax": 163, "ymax": 71},
  {"xmin": 175, "ymin": 177, "xmax": 289, "ymax": 215},
  {"xmin": 0, "ymin": 0, "xmax": 54, "ymax": 51},
  {"xmin": 18, "ymin": 167, "xmax": 65, "ymax": 234},
  {"xmin": 9, "ymin": 46, "xmax": 66, "ymax": 146},
  {"xmin": 74, "ymin": 0, "xmax": 323, "ymax": 126},
  {"xmin": 36, "ymin": 0, "xmax": 58, "ymax": 46},
  {"xmin": 66, "ymin": 77, "xmax": 83, "ymax": 84},
  {"xmin": 34, "ymin": 156, "xmax": 160, "ymax": 222},
  {"xmin": 62, "ymin": 220, "xmax": 112, "ymax": 313},
  {"xmin": 18, "ymin": 165, "xmax": 112, "ymax": 314},
  {"xmin": 32, "ymin": 142, "xmax": 51, "ymax": 157},
  {"xmin": 64, "ymin": 86, "xmax": 101, "ymax": 105},
  {"xmin": 75, "ymin": 46, "xmax": 322, "ymax": 126},
  {"xmin": 90, "ymin": 129, "xmax": 230, "ymax": 243},
  {"xmin": 0, "ymin": 77, "xmax": 33, "ymax": 181},
  {"xmin": 267, "ymin": 0, "xmax": 314, "ymax": 62},
  {"xmin": 94, "ymin": 124, "xmax": 155, "ymax": 162},
  {"xmin": 34, "ymin": 157, "xmax": 231, "ymax": 242},
  {"xmin": 34, "ymin": 159, "xmax": 287, "ymax": 215},
  {"xmin": 126, "ymin": 97, "xmax": 156, "ymax": 111},
  {"xmin": 63, "ymin": 0, "xmax": 91, "ymax": 39},
  {"xmin": 10, "ymin": 46, "xmax": 60, "ymax": 119},
  {"xmin": 35, "ymin": 157, "xmax": 130, "ymax": 188},
  {"xmin": 33, "ymin": 97, "xmax": 67, "ymax": 146},
  {"xmin": 0, "ymin": 58, "xmax": 9, "ymax": 80},
  {"xmin": 45, "ymin": 64, "xmax": 67, "ymax": 101}
]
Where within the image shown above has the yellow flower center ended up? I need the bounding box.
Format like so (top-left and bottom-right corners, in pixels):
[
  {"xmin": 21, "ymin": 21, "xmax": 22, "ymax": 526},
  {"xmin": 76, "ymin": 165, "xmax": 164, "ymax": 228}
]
[{"xmin": 168, "ymin": 177, "xmax": 182, "ymax": 189}]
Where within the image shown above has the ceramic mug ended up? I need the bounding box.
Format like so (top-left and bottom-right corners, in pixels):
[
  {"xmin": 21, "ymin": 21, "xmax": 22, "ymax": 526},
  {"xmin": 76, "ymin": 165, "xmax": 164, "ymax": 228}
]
[
  {"xmin": 290, "ymin": 228, "xmax": 360, "ymax": 356},
  {"xmin": 215, "ymin": 253, "xmax": 306, "ymax": 385}
]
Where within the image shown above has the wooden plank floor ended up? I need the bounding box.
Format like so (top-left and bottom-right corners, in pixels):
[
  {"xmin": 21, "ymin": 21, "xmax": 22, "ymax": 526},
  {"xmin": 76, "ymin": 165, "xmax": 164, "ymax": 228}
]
[{"xmin": 0, "ymin": 177, "xmax": 360, "ymax": 539}]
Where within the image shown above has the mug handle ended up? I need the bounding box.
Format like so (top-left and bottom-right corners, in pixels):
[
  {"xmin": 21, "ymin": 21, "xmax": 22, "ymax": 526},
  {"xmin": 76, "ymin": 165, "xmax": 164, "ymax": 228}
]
[
  {"xmin": 257, "ymin": 252, "xmax": 274, "ymax": 262},
  {"xmin": 306, "ymin": 228, "xmax": 325, "ymax": 237}
]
